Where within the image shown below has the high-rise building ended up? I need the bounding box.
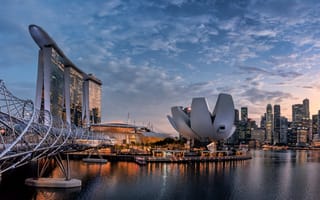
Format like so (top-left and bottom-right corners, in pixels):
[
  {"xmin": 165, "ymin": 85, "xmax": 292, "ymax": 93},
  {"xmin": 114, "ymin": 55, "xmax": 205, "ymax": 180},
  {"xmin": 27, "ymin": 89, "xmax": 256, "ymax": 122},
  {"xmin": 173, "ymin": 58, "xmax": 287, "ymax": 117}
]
[
  {"xmin": 29, "ymin": 24, "xmax": 102, "ymax": 127},
  {"xmin": 312, "ymin": 114, "xmax": 318, "ymax": 136},
  {"xmin": 248, "ymin": 119, "xmax": 258, "ymax": 130},
  {"xmin": 246, "ymin": 118, "xmax": 256, "ymax": 141},
  {"xmin": 85, "ymin": 74, "xmax": 102, "ymax": 124},
  {"xmin": 292, "ymin": 104, "xmax": 304, "ymax": 123},
  {"xmin": 292, "ymin": 100, "xmax": 310, "ymax": 146},
  {"xmin": 311, "ymin": 111, "xmax": 320, "ymax": 146},
  {"xmin": 303, "ymin": 98, "xmax": 310, "ymax": 119},
  {"xmin": 287, "ymin": 122, "xmax": 296, "ymax": 145},
  {"xmin": 235, "ymin": 109, "xmax": 239, "ymax": 122},
  {"xmin": 318, "ymin": 110, "xmax": 320, "ymax": 135},
  {"xmin": 260, "ymin": 114, "xmax": 266, "ymax": 129},
  {"xmin": 280, "ymin": 116, "xmax": 288, "ymax": 144},
  {"xmin": 273, "ymin": 105, "xmax": 281, "ymax": 144},
  {"xmin": 265, "ymin": 104, "xmax": 273, "ymax": 144},
  {"xmin": 251, "ymin": 128, "xmax": 265, "ymax": 143},
  {"xmin": 241, "ymin": 107, "xmax": 248, "ymax": 122},
  {"xmin": 234, "ymin": 109, "xmax": 240, "ymax": 143},
  {"xmin": 239, "ymin": 107, "xmax": 249, "ymax": 142}
]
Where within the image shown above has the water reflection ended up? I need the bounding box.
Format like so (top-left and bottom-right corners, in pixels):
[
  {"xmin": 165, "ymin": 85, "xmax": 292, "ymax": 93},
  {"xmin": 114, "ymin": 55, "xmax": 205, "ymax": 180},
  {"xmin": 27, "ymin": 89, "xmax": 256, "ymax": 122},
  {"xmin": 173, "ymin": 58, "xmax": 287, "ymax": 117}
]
[
  {"xmin": 32, "ymin": 187, "xmax": 81, "ymax": 200},
  {"xmin": 47, "ymin": 160, "xmax": 254, "ymax": 199},
  {"xmin": 2, "ymin": 150, "xmax": 320, "ymax": 199}
]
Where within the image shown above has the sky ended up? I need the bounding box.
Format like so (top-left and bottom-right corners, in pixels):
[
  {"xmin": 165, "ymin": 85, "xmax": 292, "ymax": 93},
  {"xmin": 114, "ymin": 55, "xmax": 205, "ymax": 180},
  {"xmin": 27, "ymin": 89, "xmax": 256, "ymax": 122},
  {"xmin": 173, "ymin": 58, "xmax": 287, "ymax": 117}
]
[{"xmin": 1, "ymin": 0, "xmax": 320, "ymax": 135}]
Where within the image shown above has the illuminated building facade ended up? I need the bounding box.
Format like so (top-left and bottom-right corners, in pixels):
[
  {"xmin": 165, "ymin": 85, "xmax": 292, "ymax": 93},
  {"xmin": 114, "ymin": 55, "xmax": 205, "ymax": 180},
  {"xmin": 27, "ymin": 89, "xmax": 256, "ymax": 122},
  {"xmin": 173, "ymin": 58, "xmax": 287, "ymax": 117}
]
[
  {"xmin": 29, "ymin": 24, "xmax": 102, "ymax": 127},
  {"xmin": 90, "ymin": 123, "xmax": 165, "ymax": 145}
]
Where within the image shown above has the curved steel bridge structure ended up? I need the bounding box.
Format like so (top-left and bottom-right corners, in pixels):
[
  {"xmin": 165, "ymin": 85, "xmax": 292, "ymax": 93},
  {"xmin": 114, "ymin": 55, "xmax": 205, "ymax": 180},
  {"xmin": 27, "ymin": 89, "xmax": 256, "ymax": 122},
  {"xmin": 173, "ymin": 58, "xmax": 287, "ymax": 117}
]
[{"xmin": 0, "ymin": 80, "xmax": 111, "ymax": 175}]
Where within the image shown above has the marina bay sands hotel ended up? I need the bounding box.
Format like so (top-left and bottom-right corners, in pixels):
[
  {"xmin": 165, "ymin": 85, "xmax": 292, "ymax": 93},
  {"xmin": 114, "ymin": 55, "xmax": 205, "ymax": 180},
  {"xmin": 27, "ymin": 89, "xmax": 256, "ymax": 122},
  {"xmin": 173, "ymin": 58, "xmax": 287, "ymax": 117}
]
[{"xmin": 29, "ymin": 24, "xmax": 101, "ymax": 127}]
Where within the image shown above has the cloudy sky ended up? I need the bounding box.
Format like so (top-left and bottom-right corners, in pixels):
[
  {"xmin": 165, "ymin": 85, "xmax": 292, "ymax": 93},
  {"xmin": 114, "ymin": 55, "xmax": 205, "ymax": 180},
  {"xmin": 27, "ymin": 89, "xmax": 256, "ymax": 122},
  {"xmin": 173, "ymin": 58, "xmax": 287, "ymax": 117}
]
[{"xmin": 1, "ymin": 0, "xmax": 320, "ymax": 135}]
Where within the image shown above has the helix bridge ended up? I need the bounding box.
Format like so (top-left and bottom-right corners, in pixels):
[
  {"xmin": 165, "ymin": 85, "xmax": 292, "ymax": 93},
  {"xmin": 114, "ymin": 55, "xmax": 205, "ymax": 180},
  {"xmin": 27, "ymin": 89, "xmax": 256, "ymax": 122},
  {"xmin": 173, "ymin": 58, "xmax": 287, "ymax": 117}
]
[{"xmin": 0, "ymin": 80, "xmax": 112, "ymax": 177}]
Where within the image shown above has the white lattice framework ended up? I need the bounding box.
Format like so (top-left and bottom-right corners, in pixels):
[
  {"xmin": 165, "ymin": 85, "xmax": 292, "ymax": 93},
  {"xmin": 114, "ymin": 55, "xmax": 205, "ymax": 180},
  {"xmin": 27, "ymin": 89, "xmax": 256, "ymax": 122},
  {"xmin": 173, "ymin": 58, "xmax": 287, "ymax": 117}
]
[{"xmin": 0, "ymin": 80, "xmax": 108, "ymax": 174}]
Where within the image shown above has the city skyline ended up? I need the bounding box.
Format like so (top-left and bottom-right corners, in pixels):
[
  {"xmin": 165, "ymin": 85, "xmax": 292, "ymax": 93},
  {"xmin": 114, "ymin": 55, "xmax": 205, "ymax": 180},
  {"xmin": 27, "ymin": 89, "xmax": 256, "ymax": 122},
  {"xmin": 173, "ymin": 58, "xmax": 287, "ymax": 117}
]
[
  {"xmin": 239, "ymin": 98, "xmax": 312, "ymax": 125},
  {"xmin": 1, "ymin": 1, "xmax": 320, "ymax": 134}
]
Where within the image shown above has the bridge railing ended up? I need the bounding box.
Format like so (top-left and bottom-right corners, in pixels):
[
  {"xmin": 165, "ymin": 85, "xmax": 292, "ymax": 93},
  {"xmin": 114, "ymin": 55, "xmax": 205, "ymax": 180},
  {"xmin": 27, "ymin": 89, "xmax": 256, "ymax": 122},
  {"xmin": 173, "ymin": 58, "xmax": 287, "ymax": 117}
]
[
  {"xmin": 0, "ymin": 80, "xmax": 111, "ymax": 174},
  {"xmin": 0, "ymin": 80, "xmax": 36, "ymax": 172}
]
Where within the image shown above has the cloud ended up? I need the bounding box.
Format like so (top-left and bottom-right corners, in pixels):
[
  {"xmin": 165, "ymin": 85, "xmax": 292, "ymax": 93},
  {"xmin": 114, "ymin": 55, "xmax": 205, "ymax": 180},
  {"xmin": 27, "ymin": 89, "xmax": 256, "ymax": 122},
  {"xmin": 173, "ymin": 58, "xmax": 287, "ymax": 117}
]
[
  {"xmin": 250, "ymin": 29, "xmax": 277, "ymax": 38},
  {"xmin": 2, "ymin": 0, "xmax": 320, "ymax": 133},
  {"xmin": 238, "ymin": 66, "xmax": 303, "ymax": 79},
  {"xmin": 218, "ymin": 17, "xmax": 240, "ymax": 31},
  {"xmin": 165, "ymin": 0, "xmax": 187, "ymax": 7},
  {"xmin": 149, "ymin": 39, "xmax": 182, "ymax": 54},
  {"xmin": 241, "ymin": 87, "xmax": 293, "ymax": 104},
  {"xmin": 97, "ymin": 57, "xmax": 224, "ymax": 132},
  {"xmin": 233, "ymin": 85, "xmax": 296, "ymax": 123},
  {"xmin": 301, "ymin": 86, "xmax": 313, "ymax": 89},
  {"xmin": 97, "ymin": 0, "xmax": 124, "ymax": 17}
]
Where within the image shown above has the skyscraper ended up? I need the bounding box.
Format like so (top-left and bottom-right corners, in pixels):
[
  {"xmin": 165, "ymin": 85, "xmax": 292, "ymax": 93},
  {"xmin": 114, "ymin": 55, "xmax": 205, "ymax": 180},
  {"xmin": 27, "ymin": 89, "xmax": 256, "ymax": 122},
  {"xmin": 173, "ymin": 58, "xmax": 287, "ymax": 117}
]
[
  {"xmin": 239, "ymin": 107, "xmax": 249, "ymax": 142},
  {"xmin": 235, "ymin": 109, "xmax": 239, "ymax": 122},
  {"xmin": 273, "ymin": 105, "xmax": 281, "ymax": 144},
  {"xmin": 265, "ymin": 104, "xmax": 273, "ymax": 144},
  {"xmin": 287, "ymin": 122, "xmax": 296, "ymax": 145},
  {"xmin": 311, "ymin": 110, "xmax": 320, "ymax": 145},
  {"xmin": 318, "ymin": 110, "xmax": 320, "ymax": 135},
  {"xmin": 292, "ymin": 100, "xmax": 310, "ymax": 146},
  {"xmin": 312, "ymin": 114, "xmax": 318, "ymax": 136},
  {"xmin": 303, "ymin": 98, "xmax": 310, "ymax": 119},
  {"xmin": 280, "ymin": 116, "xmax": 288, "ymax": 144},
  {"xmin": 241, "ymin": 107, "xmax": 248, "ymax": 122},
  {"xmin": 260, "ymin": 114, "xmax": 266, "ymax": 129},
  {"xmin": 84, "ymin": 74, "xmax": 102, "ymax": 124},
  {"xmin": 29, "ymin": 24, "xmax": 102, "ymax": 127},
  {"xmin": 292, "ymin": 104, "xmax": 304, "ymax": 123}
]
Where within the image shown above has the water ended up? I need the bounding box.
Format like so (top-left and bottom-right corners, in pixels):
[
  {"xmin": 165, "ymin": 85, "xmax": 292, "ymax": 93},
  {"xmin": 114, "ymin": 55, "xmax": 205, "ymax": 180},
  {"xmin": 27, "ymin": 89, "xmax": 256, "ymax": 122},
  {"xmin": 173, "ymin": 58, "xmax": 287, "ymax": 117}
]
[{"xmin": 1, "ymin": 150, "xmax": 320, "ymax": 200}]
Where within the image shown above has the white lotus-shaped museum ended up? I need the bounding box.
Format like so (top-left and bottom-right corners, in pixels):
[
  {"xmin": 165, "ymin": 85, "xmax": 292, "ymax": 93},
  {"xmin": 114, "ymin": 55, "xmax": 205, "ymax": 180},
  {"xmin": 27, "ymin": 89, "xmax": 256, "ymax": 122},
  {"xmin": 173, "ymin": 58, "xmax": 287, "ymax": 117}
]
[{"xmin": 167, "ymin": 93, "xmax": 236, "ymax": 140}]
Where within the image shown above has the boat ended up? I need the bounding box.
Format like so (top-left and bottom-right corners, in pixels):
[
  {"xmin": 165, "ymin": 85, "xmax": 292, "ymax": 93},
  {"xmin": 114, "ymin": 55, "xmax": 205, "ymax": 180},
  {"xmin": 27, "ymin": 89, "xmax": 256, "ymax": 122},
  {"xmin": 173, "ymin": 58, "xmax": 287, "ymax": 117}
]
[
  {"xmin": 134, "ymin": 156, "xmax": 147, "ymax": 165},
  {"xmin": 82, "ymin": 158, "xmax": 108, "ymax": 164}
]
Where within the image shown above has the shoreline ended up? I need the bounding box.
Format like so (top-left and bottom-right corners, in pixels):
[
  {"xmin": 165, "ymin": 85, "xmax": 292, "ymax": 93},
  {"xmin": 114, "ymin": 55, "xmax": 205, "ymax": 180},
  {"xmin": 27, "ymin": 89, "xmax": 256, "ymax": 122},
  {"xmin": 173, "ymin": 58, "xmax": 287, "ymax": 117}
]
[
  {"xmin": 260, "ymin": 145, "xmax": 320, "ymax": 151},
  {"xmin": 65, "ymin": 152, "xmax": 252, "ymax": 163}
]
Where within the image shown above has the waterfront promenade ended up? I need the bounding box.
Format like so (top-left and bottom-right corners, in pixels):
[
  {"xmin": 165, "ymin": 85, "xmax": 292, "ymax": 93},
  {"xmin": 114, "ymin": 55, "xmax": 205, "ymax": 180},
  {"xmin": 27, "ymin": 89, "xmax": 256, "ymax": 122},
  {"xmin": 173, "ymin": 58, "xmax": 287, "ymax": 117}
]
[{"xmin": 67, "ymin": 148, "xmax": 252, "ymax": 164}]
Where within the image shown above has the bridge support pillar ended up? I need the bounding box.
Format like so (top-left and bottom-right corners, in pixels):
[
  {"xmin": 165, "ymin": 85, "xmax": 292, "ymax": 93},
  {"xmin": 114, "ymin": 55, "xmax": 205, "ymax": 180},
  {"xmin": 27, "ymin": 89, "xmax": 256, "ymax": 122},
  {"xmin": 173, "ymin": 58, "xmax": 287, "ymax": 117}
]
[
  {"xmin": 25, "ymin": 177, "xmax": 81, "ymax": 188},
  {"xmin": 82, "ymin": 147, "xmax": 108, "ymax": 163},
  {"xmin": 25, "ymin": 153, "xmax": 81, "ymax": 188}
]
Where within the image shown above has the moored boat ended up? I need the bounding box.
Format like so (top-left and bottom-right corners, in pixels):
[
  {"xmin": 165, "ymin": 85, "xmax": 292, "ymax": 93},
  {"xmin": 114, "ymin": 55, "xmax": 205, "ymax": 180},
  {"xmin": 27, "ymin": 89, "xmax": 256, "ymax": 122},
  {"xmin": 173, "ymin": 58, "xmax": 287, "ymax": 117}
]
[{"xmin": 135, "ymin": 156, "xmax": 147, "ymax": 165}]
